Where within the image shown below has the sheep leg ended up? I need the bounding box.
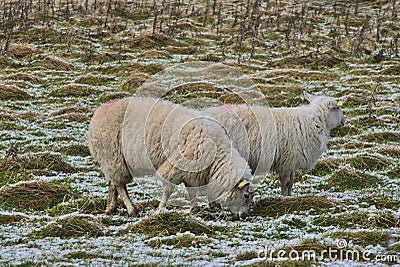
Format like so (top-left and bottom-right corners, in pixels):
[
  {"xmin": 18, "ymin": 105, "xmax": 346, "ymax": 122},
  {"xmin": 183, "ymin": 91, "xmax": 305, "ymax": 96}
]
[
  {"xmin": 287, "ymin": 172, "xmax": 294, "ymax": 196},
  {"xmin": 106, "ymin": 181, "xmax": 118, "ymax": 214},
  {"xmin": 208, "ymin": 195, "xmax": 222, "ymax": 210},
  {"xmin": 116, "ymin": 184, "xmax": 138, "ymax": 217},
  {"xmin": 158, "ymin": 183, "xmax": 175, "ymax": 210},
  {"xmin": 279, "ymin": 173, "xmax": 291, "ymax": 196}
]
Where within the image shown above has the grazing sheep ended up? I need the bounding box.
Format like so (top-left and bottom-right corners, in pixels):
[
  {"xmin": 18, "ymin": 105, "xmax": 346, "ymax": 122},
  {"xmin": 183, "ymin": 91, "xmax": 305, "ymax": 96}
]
[
  {"xmin": 88, "ymin": 97, "xmax": 254, "ymax": 218},
  {"xmin": 205, "ymin": 91, "xmax": 346, "ymax": 196}
]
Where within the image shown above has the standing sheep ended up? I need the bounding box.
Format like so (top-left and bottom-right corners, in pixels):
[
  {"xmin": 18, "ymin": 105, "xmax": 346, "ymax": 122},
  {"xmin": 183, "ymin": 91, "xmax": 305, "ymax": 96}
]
[
  {"xmin": 88, "ymin": 97, "xmax": 254, "ymax": 218},
  {"xmin": 205, "ymin": 91, "xmax": 346, "ymax": 196}
]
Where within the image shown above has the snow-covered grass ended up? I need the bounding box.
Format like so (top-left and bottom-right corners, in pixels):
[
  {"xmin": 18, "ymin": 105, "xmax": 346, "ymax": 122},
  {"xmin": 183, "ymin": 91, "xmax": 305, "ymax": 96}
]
[{"xmin": 0, "ymin": 0, "xmax": 399, "ymax": 266}]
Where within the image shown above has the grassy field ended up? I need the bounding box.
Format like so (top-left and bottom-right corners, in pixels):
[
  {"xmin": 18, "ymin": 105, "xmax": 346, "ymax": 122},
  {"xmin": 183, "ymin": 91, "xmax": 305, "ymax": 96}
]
[{"xmin": 0, "ymin": 0, "xmax": 399, "ymax": 266}]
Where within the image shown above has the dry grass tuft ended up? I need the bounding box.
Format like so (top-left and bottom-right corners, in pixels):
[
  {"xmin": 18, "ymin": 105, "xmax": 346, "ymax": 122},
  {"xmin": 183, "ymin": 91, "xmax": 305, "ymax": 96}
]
[
  {"xmin": 348, "ymin": 154, "xmax": 391, "ymax": 171},
  {"xmin": 253, "ymin": 196, "xmax": 341, "ymax": 217},
  {"xmin": 51, "ymin": 106, "xmax": 92, "ymax": 116},
  {"xmin": 131, "ymin": 32, "xmax": 179, "ymax": 49},
  {"xmin": 55, "ymin": 144, "xmax": 91, "ymax": 157},
  {"xmin": 32, "ymin": 214, "xmax": 104, "ymax": 238},
  {"xmin": 53, "ymin": 113, "xmax": 90, "ymax": 123},
  {"xmin": 308, "ymin": 158, "xmax": 342, "ymax": 176},
  {"xmin": 74, "ymin": 74, "xmax": 114, "ymax": 86},
  {"xmin": 51, "ymin": 105, "xmax": 93, "ymax": 123},
  {"xmin": 329, "ymin": 231, "xmax": 388, "ymax": 247},
  {"xmin": 99, "ymin": 92, "xmax": 130, "ymax": 103},
  {"xmin": 313, "ymin": 210, "xmax": 400, "ymax": 229},
  {"xmin": 7, "ymin": 44, "xmax": 37, "ymax": 59},
  {"xmin": 121, "ymin": 72, "xmax": 150, "ymax": 93},
  {"xmin": 118, "ymin": 211, "xmax": 221, "ymax": 237},
  {"xmin": 0, "ymin": 84, "xmax": 32, "ymax": 100},
  {"xmin": 0, "ymin": 180, "xmax": 76, "ymax": 211},
  {"xmin": 49, "ymin": 84, "xmax": 98, "ymax": 97},
  {"xmin": 325, "ymin": 166, "xmax": 382, "ymax": 191},
  {"xmin": 360, "ymin": 132, "xmax": 400, "ymax": 143},
  {"xmin": 31, "ymin": 56, "xmax": 74, "ymax": 71},
  {"xmin": 5, "ymin": 73, "xmax": 42, "ymax": 83},
  {"xmin": 161, "ymin": 82, "xmax": 251, "ymax": 105},
  {"xmin": 273, "ymin": 52, "xmax": 343, "ymax": 69},
  {"xmin": 49, "ymin": 197, "xmax": 108, "ymax": 216},
  {"xmin": 0, "ymin": 214, "xmax": 28, "ymax": 224},
  {"xmin": 0, "ymin": 153, "xmax": 76, "ymax": 173}
]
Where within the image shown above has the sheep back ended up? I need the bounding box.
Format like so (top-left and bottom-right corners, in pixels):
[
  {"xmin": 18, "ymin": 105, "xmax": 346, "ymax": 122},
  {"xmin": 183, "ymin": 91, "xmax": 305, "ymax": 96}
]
[
  {"xmin": 205, "ymin": 104, "xmax": 277, "ymax": 175},
  {"xmin": 269, "ymin": 107, "xmax": 329, "ymax": 175},
  {"xmin": 122, "ymin": 97, "xmax": 251, "ymax": 201}
]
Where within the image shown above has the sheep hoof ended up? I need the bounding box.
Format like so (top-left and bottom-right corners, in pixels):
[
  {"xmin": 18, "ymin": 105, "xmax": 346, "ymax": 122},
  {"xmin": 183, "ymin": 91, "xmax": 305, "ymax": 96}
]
[
  {"xmin": 127, "ymin": 207, "xmax": 139, "ymax": 217},
  {"xmin": 105, "ymin": 207, "xmax": 117, "ymax": 215},
  {"xmin": 209, "ymin": 201, "xmax": 222, "ymax": 210}
]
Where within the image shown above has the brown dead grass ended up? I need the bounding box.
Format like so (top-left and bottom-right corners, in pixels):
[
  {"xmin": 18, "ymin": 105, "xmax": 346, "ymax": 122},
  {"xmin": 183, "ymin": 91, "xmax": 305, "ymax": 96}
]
[
  {"xmin": 0, "ymin": 180, "xmax": 76, "ymax": 211},
  {"xmin": 5, "ymin": 73, "xmax": 42, "ymax": 83},
  {"xmin": 131, "ymin": 32, "xmax": 181, "ymax": 49},
  {"xmin": 253, "ymin": 196, "xmax": 341, "ymax": 217},
  {"xmin": 51, "ymin": 106, "xmax": 92, "ymax": 116},
  {"xmin": 8, "ymin": 44, "xmax": 37, "ymax": 59},
  {"xmin": 0, "ymin": 153, "xmax": 76, "ymax": 173},
  {"xmin": 49, "ymin": 84, "xmax": 98, "ymax": 97},
  {"xmin": 121, "ymin": 72, "xmax": 150, "ymax": 93},
  {"xmin": 0, "ymin": 84, "xmax": 32, "ymax": 100},
  {"xmin": 118, "ymin": 211, "xmax": 221, "ymax": 237},
  {"xmin": 31, "ymin": 56, "xmax": 74, "ymax": 71},
  {"xmin": 32, "ymin": 214, "xmax": 104, "ymax": 238}
]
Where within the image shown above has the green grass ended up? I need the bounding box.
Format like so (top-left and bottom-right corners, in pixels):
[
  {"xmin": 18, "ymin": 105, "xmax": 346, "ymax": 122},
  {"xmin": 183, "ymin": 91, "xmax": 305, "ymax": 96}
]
[
  {"xmin": 253, "ymin": 196, "xmax": 341, "ymax": 217},
  {"xmin": 348, "ymin": 154, "xmax": 391, "ymax": 171},
  {"xmin": 0, "ymin": 180, "xmax": 76, "ymax": 211},
  {"xmin": 49, "ymin": 84, "xmax": 99, "ymax": 97},
  {"xmin": 359, "ymin": 132, "xmax": 400, "ymax": 143},
  {"xmin": 118, "ymin": 211, "xmax": 222, "ymax": 238},
  {"xmin": 359, "ymin": 195, "xmax": 400, "ymax": 209},
  {"xmin": 0, "ymin": 214, "xmax": 27, "ymax": 224},
  {"xmin": 313, "ymin": 210, "xmax": 399, "ymax": 229},
  {"xmin": 0, "ymin": 153, "xmax": 76, "ymax": 173},
  {"xmin": 328, "ymin": 231, "xmax": 388, "ymax": 247},
  {"xmin": 31, "ymin": 214, "xmax": 104, "ymax": 238},
  {"xmin": 308, "ymin": 158, "xmax": 341, "ymax": 176},
  {"xmin": 0, "ymin": 0, "xmax": 399, "ymax": 265},
  {"xmin": 74, "ymin": 74, "xmax": 115, "ymax": 86},
  {"xmin": 0, "ymin": 170, "xmax": 34, "ymax": 187},
  {"xmin": 55, "ymin": 144, "xmax": 91, "ymax": 157},
  {"xmin": 323, "ymin": 166, "xmax": 383, "ymax": 191}
]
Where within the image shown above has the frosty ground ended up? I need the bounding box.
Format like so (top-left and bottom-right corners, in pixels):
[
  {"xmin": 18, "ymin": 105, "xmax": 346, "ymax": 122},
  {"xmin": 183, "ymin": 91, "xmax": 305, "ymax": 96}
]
[{"xmin": 0, "ymin": 0, "xmax": 399, "ymax": 266}]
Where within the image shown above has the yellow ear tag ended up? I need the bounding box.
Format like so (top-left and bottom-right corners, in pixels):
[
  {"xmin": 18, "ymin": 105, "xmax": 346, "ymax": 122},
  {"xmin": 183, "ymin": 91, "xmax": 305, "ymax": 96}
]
[
  {"xmin": 239, "ymin": 181, "xmax": 248, "ymax": 188},
  {"xmin": 337, "ymin": 100, "xmax": 343, "ymax": 107}
]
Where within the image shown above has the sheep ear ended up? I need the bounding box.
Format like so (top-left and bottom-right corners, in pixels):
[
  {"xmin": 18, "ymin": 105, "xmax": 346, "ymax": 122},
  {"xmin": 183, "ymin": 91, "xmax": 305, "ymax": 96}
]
[
  {"xmin": 336, "ymin": 96, "xmax": 347, "ymax": 105},
  {"xmin": 238, "ymin": 180, "xmax": 249, "ymax": 189},
  {"xmin": 333, "ymin": 96, "xmax": 347, "ymax": 108},
  {"xmin": 303, "ymin": 91, "xmax": 315, "ymax": 102}
]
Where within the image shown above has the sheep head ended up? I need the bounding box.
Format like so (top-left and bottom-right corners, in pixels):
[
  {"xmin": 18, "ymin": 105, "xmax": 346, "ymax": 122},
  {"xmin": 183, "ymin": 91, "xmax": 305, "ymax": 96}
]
[
  {"xmin": 304, "ymin": 91, "xmax": 347, "ymax": 131},
  {"xmin": 225, "ymin": 180, "xmax": 254, "ymax": 219}
]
